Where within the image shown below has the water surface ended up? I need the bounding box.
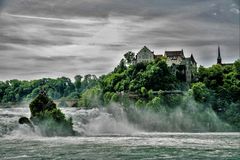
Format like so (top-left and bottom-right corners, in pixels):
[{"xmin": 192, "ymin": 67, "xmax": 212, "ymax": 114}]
[{"xmin": 0, "ymin": 107, "xmax": 239, "ymax": 160}]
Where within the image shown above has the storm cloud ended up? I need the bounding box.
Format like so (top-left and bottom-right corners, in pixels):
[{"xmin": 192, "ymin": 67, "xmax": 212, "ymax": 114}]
[{"xmin": 0, "ymin": 0, "xmax": 239, "ymax": 80}]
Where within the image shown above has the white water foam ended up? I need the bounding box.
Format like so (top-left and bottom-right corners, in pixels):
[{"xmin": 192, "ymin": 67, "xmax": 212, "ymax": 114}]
[{"xmin": 1, "ymin": 105, "xmax": 140, "ymax": 138}]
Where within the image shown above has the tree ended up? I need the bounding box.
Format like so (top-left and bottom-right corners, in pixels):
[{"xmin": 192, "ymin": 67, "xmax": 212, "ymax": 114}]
[
  {"xmin": 78, "ymin": 86, "xmax": 102, "ymax": 108},
  {"xmin": 146, "ymin": 97, "xmax": 165, "ymax": 112},
  {"xmin": 28, "ymin": 92, "xmax": 75, "ymax": 136},
  {"xmin": 74, "ymin": 75, "xmax": 82, "ymax": 92},
  {"xmin": 114, "ymin": 59, "xmax": 127, "ymax": 73},
  {"xmin": 124, "ymin": 51, "xmax": 135, "ymax": 65},
  {"xmin": 234, "ymin": 59, "xmax": 240, "ymax": 74},
  {"xmin": 192, "ymin": 82, "xmax": 210, "ymax": 103}
]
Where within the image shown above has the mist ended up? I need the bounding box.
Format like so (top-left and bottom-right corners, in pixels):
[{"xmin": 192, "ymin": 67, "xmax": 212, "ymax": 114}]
[
  {"xmin": 63, "ymin": 95, "xmax": 232, "ymax": 135},
  {"xmin": 125, "ymin": 101, "xmax": 231, "ymax": 132},
  {"xmin": 0, "ymin": 95, "xmax": 233, "ymax": 138}
]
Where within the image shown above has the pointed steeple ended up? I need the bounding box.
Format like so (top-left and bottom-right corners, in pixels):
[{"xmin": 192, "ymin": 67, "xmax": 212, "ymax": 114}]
[{"xmin": 217, "ymin": 45, "xmax": 222, "ymax": 64}]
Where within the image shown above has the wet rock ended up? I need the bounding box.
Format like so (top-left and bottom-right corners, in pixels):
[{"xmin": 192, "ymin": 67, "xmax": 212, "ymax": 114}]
[
  {"xmin": 19, "ymin": 117, "xmax": 35, "ymax": 131},
  {"xmin": 19, "ymin": 91, "xmax": 75, "ymax": 136}
]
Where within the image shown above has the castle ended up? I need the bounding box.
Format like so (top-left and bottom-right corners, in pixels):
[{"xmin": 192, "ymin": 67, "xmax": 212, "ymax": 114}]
[
  {"xmin": 131, "ymin": 45, "xmax": 233, "ymax": 83},
  {"xmin": 134, "ymin": 46, "xmax": 197, "ymax": 82}
]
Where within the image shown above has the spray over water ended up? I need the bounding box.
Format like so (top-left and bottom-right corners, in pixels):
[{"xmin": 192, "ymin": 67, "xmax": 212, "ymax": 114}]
[{"xmin": 0, "ymin": 96, "xmax": 233, "ymax": 138}]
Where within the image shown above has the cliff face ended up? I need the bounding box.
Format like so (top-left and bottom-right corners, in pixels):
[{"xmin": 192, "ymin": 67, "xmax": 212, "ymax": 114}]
[{"xmin": 22, "ymin": 92, "xmax": 75, "ymax": 136}]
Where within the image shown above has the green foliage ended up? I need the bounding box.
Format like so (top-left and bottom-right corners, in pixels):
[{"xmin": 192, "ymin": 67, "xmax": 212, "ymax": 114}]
[
  {"xmin": 222, "ymin": 103, "xmax": 240, "ymax": 129},
  {"xmin": 194, "ymin": 60, "xmax": 240, "ymax": 129},
  {"xmin": 100, "ymin": 58, "xmax": 176, "ymax": 97},
  {"xmin": 192, "ymin": 82, "xmax": 210, "ymax": 103},
  {"xmin": 197, "ymin": 65, "xmax": 224, "ymax": 90},
  {"xmin": 77, "ymin": 57, "xmax": 239, "ymax": 130},
  {"xmin": 162, "ymin": 94, "xmax": 183, "ymax": 107},
  {"xmin": 78, "ymin": 86, "xmax": 102, "ymax": 108},
  {"xmin": 29, "ymin": 93, "xmax": 74, "ymax": 136},
  {"xmin": 74, "ymin": 75, "xmax": 82, "ymax": 92},
  {"xmin": 103, "ymin": 92, "xmax": 114, "ymax": 105},
  {"xmin": 135, "ymin": 99, "xmax": 146, "ymax": 109},
  {"xmin": 140, "ymin": 87, "xmax": 147, "ymax": 97},
  {"xmin": 197, "ymin": 60, "xmax": 240, "ymax": 103},
  {"xmin": 0, "ymin": 75, "xmax": 99, "ymax": 103},
  {"xmin": 114, "ymin": 59, "xmax": 127, "ymax": 73},
  {"xmin": 124, "ymin": 51, "xmax": 135, "ymax": 65},
  {"xmin": 29, "ymin": 93, "xmax": 56, "ymax": 117},
  {"xmin": 111, "ymin": 93, "xmax": 119, "ymax": 102},
  {"xmin": 146, "ymin": 97, "xmax": 166, "ymax": 112},
  {"xmin": 147, "ymin": 90, "xmax": 154, "ymax": 99},
  {"xmin": 0, "ymin": 51, "xmax": 239, "ymax": 130},
  {"xmin": 67, "ymin": 92, "xmax": 80, "ymax": 99},
  {"xmin": 234, "ymin": 59, "xmax": 240, "ymax": 74},
  {"xmin": 33, "ymin": 109, "xmax": 74, "ymax": 136},
  {"xmin": 80, "ymin": 74, "xmax": 98, "ymax": 92}
]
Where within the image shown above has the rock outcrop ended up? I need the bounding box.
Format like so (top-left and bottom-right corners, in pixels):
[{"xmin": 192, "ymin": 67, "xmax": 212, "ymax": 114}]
[{"xmin": 19, "ymin": 91, "xmax": 75, "ymax": 136}]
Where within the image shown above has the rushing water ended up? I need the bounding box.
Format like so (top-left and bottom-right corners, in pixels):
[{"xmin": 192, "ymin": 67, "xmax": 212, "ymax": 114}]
[{"xmin": 0, "ymin": 106, "xmax": 239, "ymax": 160}]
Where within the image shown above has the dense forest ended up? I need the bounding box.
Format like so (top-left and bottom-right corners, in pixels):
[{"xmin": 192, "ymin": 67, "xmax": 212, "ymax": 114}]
[
  {"xmin": 79, "ymin": 57, "xmax": 240, "ymax": 130},
  {"xmin": 0, "ymin": 55, "xmax": 239, "ymax": 130},
  {"xmin": 0, "ymin": 74, "xmax": 98, "ymax": 103}
]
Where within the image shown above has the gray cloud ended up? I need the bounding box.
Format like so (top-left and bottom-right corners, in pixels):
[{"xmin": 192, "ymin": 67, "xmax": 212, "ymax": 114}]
[
  {"xmin": 0, "ymin": 44, "xmax": 14, "ymax": 50},
  {"xmin": 0, "ymin": 0, "xmax": 239, "ymax": 80},
  {"xmin": 0, "ymin": 0, "xmax": 6, "ymax": 11},
  {"xmin": 3, "ymin": 0, "xmax": 238, "ymax": 21},
  {"xmin": 0, "ymin": 34, "xmax": 73, "ymax": 46},
  {"xmin": 233, "ymin": 0, "xmax": 240, "ymax": 6}
]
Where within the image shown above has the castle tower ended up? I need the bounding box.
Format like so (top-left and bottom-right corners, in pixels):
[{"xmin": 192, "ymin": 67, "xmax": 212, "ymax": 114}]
[{"xmin": 217, "ymin": 46, "xmax": 222, "ymax": 64}]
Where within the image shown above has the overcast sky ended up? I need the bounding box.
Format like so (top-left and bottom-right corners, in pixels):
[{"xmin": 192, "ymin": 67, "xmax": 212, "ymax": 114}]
[{"xmin": 0, "ymin": 0, "xmax": 239, "ymax": 80}]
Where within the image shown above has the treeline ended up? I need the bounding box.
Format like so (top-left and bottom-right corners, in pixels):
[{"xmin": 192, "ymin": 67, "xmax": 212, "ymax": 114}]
[
  {"xmin": 78, "ymin": 57, "xmax": 240, "ymax": 130},
  {"xmin": 0, "ymin": 75, "xmax": 98, "ymax": 103},
  {"xmin": 79, "ymin": 57, "xmax": 179, "ymax": 107},
  {"xmin": 0, "ymin": 55, "xmax": 239, "ymax": 130},
  {"xmin": 193, "ymin": 61, "xmax": 240, "ymax": 129}
]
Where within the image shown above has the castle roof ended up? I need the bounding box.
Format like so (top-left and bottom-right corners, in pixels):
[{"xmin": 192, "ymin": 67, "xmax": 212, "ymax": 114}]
[
  {"xmin": 165, "ymin": 50, "xmax": 184, "ymax": 58},
  {"xmin": 190, "ymin": 54, "xmax": 197, "ymax": 64},
  {"xmin": 137, "ymin": 46, "xmax": 154, "ymax": 55}
]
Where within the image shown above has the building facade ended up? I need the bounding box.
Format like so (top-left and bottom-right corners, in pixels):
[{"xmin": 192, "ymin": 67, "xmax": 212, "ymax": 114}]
[
  {"xmin": 165, "ymin": 50, "xmax": 185, "ymax": 66},
  {"xmin": 134, "ymin": 46, "xmax": 197, "ymax": 83},
  {"xmin": 136, "ymin": 46, "xmax": 155, "ymax": 63},
  {"xmin": 164, "ymin": 50, "xmax": 197, "ymax": 83}
]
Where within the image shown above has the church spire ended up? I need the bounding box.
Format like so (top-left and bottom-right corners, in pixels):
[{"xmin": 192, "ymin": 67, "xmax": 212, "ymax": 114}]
[{"xmin": 217, "ymin": 45, "xmax": 222, "ymax": 64}]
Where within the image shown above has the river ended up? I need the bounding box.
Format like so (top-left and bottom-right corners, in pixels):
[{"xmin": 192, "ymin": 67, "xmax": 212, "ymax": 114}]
[{"xmin": 0, "ymin": 106, "xmax": 239, "ymax": 160}]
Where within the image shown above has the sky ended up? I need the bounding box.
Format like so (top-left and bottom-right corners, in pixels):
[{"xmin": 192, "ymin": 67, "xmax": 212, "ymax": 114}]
[{"xmin": 0, "ymin": 0, "xmax": 239, "ymax": 81}]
